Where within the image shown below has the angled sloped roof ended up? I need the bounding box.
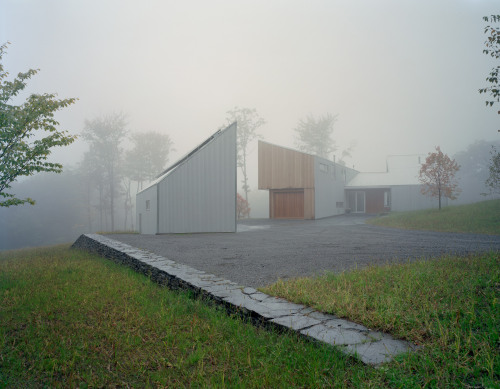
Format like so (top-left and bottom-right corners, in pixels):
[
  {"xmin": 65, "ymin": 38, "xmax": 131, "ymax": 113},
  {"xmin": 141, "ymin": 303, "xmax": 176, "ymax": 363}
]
[
  {"xmin": 138, "ymin": 122, "xmax": 236, "ymax": 194},
  {"xmin": 346, "ymin": 171, "xmax": 420, "ymax": 187},
  {"xmin": 346, "ymin": 155, "xmax": 423, "ymax": 188}
]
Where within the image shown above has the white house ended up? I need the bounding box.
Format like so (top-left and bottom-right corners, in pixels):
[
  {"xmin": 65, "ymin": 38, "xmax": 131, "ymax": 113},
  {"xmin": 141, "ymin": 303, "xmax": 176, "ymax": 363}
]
[
  {"xmin": 345, "ymin": 155, "xmax": 441, "ymax": 213},
  {"xmin": 258, "ymin": 142, "xmax": 441, "ymax": 218},
  {"xmin": 258, "ymin": 141, "xmax": 357, "ymax": 219},
  {"xmin": 136, "ymin": 123, "xmax": 237, "ymax": 233}
]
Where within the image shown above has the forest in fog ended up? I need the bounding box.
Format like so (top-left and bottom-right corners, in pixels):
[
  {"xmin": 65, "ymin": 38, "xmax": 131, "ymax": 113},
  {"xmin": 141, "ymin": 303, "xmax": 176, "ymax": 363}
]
[
  {"xmin": 0, "ymin": 112, "xmax": 173, "ymax": 249},
  {"xmin": 2, "ymin": 1, "xmax": 500, "ymax": 250},
  {"xmin": 0, "ymin": 138, "xmax": 498, "ymax": 250}
]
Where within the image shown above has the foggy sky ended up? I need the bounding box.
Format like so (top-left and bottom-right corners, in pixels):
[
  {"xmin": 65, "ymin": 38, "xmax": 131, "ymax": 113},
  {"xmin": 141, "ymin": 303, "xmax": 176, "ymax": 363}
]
[{"xmin": 1, "ymin": 0, "xmax": 499, "ymax": 187}]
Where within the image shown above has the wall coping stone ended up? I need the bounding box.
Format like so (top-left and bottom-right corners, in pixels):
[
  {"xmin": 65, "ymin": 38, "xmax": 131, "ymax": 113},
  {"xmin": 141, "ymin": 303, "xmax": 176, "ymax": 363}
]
[{"xmin": 72, "ymin": 233, "xmax": 418, "ymax": 366}]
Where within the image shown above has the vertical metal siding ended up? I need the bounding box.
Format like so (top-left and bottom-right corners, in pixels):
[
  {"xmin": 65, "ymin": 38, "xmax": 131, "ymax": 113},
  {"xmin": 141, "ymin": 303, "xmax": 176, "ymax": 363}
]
[
  {"xmin": 391, "ymin": 185, "xmax": 444, "ymax": 211},
  {"xmin": 314, "ymin": 157, "xmax": 349, "ymax": 218},
  {"xmin": 157, "ymin": 124, "xmax": 237, "ymax": 233},
  {"xmin": 135, "ymin": 185, "xmax": 158, "ymax": 234}
]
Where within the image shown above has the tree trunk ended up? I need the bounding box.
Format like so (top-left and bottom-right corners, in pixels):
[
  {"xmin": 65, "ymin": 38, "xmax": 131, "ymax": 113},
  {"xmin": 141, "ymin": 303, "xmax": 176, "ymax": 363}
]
[
  {"xmin": 241, "ymin": 149, "xmax": 250, "ymax": 218},
  {"xmin": 123, "ymin": 187, "xmax": 128, "ymax": 231},
  {"xmin": 99, "ymin": 184, "xmax": 103, "ymax": 231},
  {"xmin": 110, "ymin": 164, "xmax": 115, "ymax": 232},
  {"xmin": 87, "ymin": 180, "xmax": 92, "ymax": 232},
  {"xmin": 124, "ymin": 179, "xmax": 132, "ymax": 231},
  {"xmin": 242, "ymin": 151, "xmax": 248, "ymax": 201}
]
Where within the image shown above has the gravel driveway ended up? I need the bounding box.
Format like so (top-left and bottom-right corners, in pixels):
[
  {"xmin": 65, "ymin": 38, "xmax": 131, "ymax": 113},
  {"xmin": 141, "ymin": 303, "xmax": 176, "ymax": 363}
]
[{"xmin": 108, "ymin": 215, "xmax": 500, "ymax": 288}]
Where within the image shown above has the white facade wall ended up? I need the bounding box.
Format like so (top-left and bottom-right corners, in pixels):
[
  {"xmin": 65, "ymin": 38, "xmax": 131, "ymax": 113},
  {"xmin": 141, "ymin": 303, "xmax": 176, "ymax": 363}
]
[
  {"xmin": 314, "ymin": 157, "xmax": 356, "ymax": 218},
  {"xmin": 391, "ymin": 185, "xmax": 446, "ymax": 211},
  {"xmin": 136, "ymin": 185, "xmax": 158, "ymax": 234},
  {"xmin": 157, "ymin": 125, "xmax": 237, "ymax": 233}
]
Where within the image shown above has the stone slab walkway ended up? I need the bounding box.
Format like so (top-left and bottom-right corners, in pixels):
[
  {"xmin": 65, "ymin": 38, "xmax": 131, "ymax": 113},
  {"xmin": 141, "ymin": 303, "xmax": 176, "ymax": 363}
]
[{"xmin": 72, "ymin": 233, "xmax": 418, "ymax": 366}]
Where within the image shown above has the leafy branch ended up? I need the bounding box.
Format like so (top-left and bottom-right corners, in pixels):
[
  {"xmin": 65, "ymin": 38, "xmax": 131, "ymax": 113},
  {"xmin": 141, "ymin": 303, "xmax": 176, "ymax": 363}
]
[
  {"xmin": 479, "ymin": 15, "xmax": 500, "ymax": 121},
  {"xmin": 0, "ymin": 42, "xmax": 77, "ymax": 207}
]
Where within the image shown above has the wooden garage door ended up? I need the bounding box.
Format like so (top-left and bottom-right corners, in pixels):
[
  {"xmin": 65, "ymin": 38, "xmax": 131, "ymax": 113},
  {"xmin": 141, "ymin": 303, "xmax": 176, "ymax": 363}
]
[
  {"xmin": 273, "ymin": 190, "xmax": 304, "ymax": 219},
  {"xmin": 365, "ymin": 189, "xmax": 385, "ymax": 214}
]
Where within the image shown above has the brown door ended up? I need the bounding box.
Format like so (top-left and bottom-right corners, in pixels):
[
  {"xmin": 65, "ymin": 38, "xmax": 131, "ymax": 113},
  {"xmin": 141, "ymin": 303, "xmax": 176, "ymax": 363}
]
[
  {"xmin": 272, "ymin": 190, "xmax": 304, "ymax": 219},
  {"xmin": 365, "ymin": 189, "xmax": 386, "ymax": 214}
]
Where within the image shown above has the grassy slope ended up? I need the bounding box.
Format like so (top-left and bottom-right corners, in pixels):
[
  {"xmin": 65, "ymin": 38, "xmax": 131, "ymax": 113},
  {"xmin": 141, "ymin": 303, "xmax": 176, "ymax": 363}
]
[
  {"xmin": 262, "ymin": 202, "xmax": 500, "ymax": 386},
  {"xmin": 262, "ymin": 253, "xmax": 500, "ymax": 388},
  {"xmin": 3, "ymin": 200, "xmax": 500, "ymax": 388},
  {"xmin": 1, "ymin": 245, "xmax": 382, "ymax": 388},
  {"xmin": 366, "ymin": 199, "xmax": 500, "ymax": 235}
]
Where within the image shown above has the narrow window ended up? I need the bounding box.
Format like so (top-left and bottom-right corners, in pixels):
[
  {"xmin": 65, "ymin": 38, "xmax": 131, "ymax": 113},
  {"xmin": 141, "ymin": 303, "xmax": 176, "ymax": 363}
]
[
  {"xmin": 384, "ymin": 191, "xmax": 391, "ymax": 207},
  {"xmin": 146, "ymin": 200, "xmax": 150, "ymax": 211}
]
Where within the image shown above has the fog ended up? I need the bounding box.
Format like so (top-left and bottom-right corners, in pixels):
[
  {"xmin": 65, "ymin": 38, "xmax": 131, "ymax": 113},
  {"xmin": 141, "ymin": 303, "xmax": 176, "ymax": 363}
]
[
  {"xmin": 1, "ymin": 0, "xmax": 499, "ymax": 248},
  {"xmin": 3, "ymin": 1, "xmax": 499, "ymax": 168}
]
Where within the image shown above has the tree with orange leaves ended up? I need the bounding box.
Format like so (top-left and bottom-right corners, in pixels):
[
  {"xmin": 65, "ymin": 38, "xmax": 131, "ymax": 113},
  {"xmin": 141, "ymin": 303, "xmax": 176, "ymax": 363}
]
[
  {"xmin": 236, "ymin": 193, "xmax": 251, "ymax": 219},
  {"xmin": 419, "ymin": 147, "xmax": 461, "ymax": 210}
]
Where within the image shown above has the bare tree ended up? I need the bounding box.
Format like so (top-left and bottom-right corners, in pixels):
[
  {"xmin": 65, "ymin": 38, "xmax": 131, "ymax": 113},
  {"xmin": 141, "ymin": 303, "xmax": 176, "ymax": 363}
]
[
  {"xmin": 224, "ymin": 107, "xmax": 265, "ymax": 204},
  {"xmin": 294, "ymin": 113, "xmax": 338, "ymax": 159}
]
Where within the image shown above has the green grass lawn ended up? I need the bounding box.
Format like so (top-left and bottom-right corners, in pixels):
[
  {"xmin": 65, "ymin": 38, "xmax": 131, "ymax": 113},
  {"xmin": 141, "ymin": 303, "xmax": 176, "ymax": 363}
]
[
  {"xmin": 366, "ymin": 199, "xmax": 500, "ymax": 235},
  {"xmin": 2, "ymin": 246, "xmax": 499, "ymax": 387},
  {"xmin": 262, "ymin": 252, "xmax": 500, "ymax": 388},
  {"xmin": 1, "ymin": 245, "xmax": 380, "ymax": 388}
]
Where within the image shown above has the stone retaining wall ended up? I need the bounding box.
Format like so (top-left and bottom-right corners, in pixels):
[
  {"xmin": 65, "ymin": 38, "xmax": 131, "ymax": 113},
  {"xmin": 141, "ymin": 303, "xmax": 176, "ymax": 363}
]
[{"xmin": 72, "ymin": 233, "xmax": 417, "ymax": 365}]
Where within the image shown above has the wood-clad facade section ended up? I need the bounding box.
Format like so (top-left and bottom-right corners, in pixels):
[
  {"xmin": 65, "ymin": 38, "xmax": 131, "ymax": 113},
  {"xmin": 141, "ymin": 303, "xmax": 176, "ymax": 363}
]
[
  {"xmin": 259, "ymin": 141, "xmax": 315, "ymax": 219},
  {"xmin": 258, "ymin": 141, "xmax": 314, "ymax": 190}
]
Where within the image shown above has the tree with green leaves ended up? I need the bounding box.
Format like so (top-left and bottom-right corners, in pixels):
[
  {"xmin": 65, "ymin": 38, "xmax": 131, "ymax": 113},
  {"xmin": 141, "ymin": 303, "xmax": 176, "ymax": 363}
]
[
  {"xmin": 125, "ymin": 131, "xmax": 174, "ymax": 192},
  {"xmin": 294, "ymin": 113, "xmax": 338, "ymax": 159},
  {"xmin": 123, "ymin": 131, "xmax": 174, "ymax": 229},
  {"xmin": 419, "ymin": 146, "xmax": 461, "ymax": 210},
  {"xmin": 81, "ymin": 113, "xmax": 128, "ymax": 232},
  {"xmin": 0, "ymin": 43, "xmax": 76, "ymax": 207},
  {"xmin": 479, "ymin": 15, "xmax": 500, "ymax": 128},
  {"xmin": 453, "ymin": 139, "xmax": 500, "ymax": 202},
  {"xmin": 78, "ymin": 150, "xmax": 101, "ymax": 232},
  {"xmin": 224, "ymin": 107, "xmax": 265, "ymax": 205},
  {"xmin": 485, "ymin": 147, "xmax": 500, "ymax": 195}
]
